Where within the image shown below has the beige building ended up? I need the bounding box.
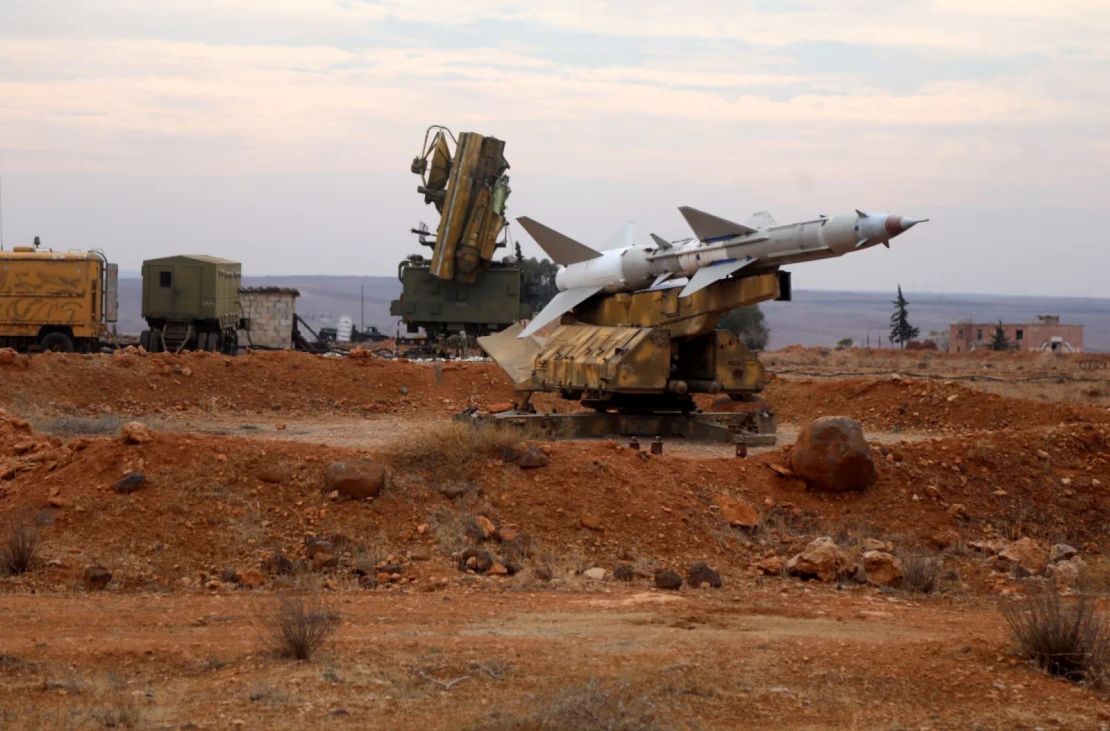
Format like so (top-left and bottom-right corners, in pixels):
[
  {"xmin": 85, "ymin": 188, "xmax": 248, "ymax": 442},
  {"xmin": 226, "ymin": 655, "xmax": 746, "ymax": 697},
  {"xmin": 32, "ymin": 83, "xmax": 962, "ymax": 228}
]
[
  {"xmin": 238, "ymin": 287, "xmax": 299, "ymax": 349},
  {"xmin": 949, "ymin": 315, "xmax": 1083, "ymax": 353}
]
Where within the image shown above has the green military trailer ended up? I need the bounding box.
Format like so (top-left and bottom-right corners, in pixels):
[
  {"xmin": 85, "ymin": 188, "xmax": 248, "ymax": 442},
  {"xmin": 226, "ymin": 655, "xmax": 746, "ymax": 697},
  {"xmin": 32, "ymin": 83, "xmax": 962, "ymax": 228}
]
[
  {"xmin": 140, "ymin": 255, "xmax": 245, "ymax": 354},
  {"xmin": 389, "ymin": 255, "xmax": 531, "ymax": 340}
]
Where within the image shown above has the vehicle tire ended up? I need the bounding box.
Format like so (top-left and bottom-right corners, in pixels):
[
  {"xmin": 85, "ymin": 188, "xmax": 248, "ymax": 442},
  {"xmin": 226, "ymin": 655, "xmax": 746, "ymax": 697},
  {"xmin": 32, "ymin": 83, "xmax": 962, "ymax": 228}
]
[
  {"xmin": 150, "ymin": 329, "xmax": 163, "ymax": 353},
  {"xmin": 39, "ymin": 332, "xmax": 74, "ymax": 353},
  {"xmin": 139, "ymin": 330, "xmax": 151, "ymax": 352},
  {"xmin": 195, "ymin": 332, "xmax": 208, "ymax": 351},
  {"xmin": 208, "ymin": 333, "xmax": 220, "ymax": 352}
]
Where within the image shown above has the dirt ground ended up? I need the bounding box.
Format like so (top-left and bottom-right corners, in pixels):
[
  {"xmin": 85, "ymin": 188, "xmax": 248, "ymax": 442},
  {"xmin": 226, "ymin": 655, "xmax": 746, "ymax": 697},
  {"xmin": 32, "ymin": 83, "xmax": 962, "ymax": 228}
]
[{"xmin": 0, "ymin": 346, "xmax": 1108, "ymax": 729}]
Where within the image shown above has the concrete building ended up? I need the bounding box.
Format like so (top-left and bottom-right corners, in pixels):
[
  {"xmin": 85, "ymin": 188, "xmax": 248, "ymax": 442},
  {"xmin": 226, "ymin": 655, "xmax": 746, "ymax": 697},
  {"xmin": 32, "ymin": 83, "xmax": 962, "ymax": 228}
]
[
  {"xmin": 239, "ymin": 287, "xmax": 299, "ymax": 349},
  {"xmin": 949, "ymin": 315, "xmax": 1083, "ymax": 353}
]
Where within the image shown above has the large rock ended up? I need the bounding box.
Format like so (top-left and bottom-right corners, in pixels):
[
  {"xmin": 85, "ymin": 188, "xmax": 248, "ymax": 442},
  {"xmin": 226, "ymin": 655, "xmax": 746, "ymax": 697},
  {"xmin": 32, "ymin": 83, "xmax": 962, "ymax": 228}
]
[
  {"xmin": 992, "ymin": 537, "xmax": 1046, "ymax": 576},
  {"xmin": 786, "ymin": 537, "xmax": 854, "ymax": 582},
  {"xmin": 861, "ymin": 550, "xmax": 904, "ymax": 587},
  {"xmin": 324, "ymin": 459, "xmax": 387, "ymax": 500},
  {"xmin": 1046, "ymin": 557, "xmax": 1087, "ymax": 587},
  {"xmin": 686, "ymin": 562, "xmax": 722, "ymax": 589},
  {"xmin": 1048, "ymin": 544, "xmax": 1078, "ymax": 563},
  {"xmin": 713, "ymin": 494, "xmax": 760, "ymax": 529},
  {"xmin": 111, "ymin": 471, "xmax": 146, "ymax": 495},
  {"xmin": 790, "ymin": 417, "xmax": 877, "ymax": 492}
]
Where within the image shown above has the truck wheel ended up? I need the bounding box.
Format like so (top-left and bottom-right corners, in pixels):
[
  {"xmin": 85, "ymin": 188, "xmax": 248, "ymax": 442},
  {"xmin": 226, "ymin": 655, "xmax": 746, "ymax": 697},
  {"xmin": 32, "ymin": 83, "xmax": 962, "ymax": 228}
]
[
  {"xmin": 139, "ymin": 330, "xmax": 151, "ymax": 352},
  {"xmin": 195, "ymin": 332, "xmax": 208, "ymax": 351},
  {"xmin": 207, "ymin": 333, "xmax": 220, "ymax": 352},
  {"xmin": 40, "ymin": 332, "xmax": 75, "ymax": 353}
]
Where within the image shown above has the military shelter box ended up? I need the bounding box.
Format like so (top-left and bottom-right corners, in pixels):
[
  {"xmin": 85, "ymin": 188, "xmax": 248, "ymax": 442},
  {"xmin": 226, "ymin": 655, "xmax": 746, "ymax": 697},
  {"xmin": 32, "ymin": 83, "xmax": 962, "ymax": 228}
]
[{"xmin": 140, "ymin": 255, "xmax": 243, "ymax": 353}]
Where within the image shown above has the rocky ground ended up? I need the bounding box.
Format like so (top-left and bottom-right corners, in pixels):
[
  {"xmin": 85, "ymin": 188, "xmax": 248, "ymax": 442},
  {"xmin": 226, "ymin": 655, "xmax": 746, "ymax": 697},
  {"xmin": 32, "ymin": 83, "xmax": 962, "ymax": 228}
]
[{"xmin": 0, "ymin": 346, "xmax": 1107, "ymax": 729}]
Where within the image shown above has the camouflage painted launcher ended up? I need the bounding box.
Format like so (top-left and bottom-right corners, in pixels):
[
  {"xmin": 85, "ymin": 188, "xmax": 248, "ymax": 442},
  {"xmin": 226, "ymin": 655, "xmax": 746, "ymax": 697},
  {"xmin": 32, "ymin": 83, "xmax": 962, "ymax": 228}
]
[{"xmin": 412, "ymin": 128, "xmax": 510, "ymax": 284}]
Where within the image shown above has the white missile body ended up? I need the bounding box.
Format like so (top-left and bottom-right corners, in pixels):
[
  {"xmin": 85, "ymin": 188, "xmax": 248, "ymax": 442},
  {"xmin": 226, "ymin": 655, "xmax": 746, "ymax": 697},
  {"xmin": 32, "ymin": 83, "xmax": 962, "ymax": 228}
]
[{"xmin": 516, "ymin": 206, "xmax": 925, "ymax": 338}]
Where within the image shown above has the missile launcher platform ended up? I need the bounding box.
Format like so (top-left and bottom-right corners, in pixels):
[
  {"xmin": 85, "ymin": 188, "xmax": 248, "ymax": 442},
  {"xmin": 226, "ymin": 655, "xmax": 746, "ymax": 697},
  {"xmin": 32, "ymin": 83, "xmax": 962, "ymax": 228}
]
[{"xmin": 477, "ymin": 271, "xmax": 787, "ymax": 445}]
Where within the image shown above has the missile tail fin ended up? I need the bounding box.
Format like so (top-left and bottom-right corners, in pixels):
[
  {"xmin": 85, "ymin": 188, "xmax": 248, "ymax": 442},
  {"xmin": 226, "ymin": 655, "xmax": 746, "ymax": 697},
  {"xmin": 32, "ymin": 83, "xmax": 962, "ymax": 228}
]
[
  {"xmin": 649, "ymin": 233, "xmax": 672, "ymax": 250},
  {"xmin": 744, "ymin": 210, "xmax": 777, "ymax": 228},
  {"xmin": 518, "ymin": 286, "xmax": 603, "ymax": 338},
  {"xmin": 478, "ymin": 323, "xmax": 542, "ymax": 386},
  {"xmin": 516, "ymin": 217, "xmax": 601, "ymax": 265},
  {"xmin": 649, "ymin": 272, "xmax": 673, "ymax": 289},
  {"xmin": 678, "ymin": 206, "xmax": 757, "ymax": 241},
  {"xmin": 678, "ymin": 257, "xmax": 754, "ymax": 298}
]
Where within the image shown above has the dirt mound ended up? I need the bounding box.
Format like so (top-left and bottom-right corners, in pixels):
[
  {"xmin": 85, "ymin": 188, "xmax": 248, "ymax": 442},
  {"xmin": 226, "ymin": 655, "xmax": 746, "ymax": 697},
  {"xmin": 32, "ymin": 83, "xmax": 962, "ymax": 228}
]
[
  {"xmin": 765, "ymin": 376, "xmax": 1108, "ymax": 432},
  {"xmin": 0, "ymin": 350, "xmax": 520, "ymax": 418},
  {"xmin": 1, "ymin": 408, "xmax": 1105, "ymax": 593}
]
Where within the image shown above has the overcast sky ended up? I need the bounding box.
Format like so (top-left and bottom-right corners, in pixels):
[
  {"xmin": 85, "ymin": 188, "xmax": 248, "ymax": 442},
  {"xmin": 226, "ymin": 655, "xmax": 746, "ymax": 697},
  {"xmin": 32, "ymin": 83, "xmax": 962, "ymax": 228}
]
[{"xmin": 1, "ymin": 1, "xmax": 1108, "ymax": 296}]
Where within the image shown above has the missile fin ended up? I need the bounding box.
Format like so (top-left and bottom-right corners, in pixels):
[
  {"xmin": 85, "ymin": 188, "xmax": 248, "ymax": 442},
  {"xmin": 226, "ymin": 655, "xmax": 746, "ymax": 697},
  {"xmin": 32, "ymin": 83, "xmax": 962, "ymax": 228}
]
[
  {"xmin": 649, "ymin": 233, "xmax": 672, "ymax": 250},
  {"xmin": 516, "ymin": 217, "xmax": 601, "ymax": 265},
  {"xmin": 678, "ymin": 206, "xmax": 758, "ymax": 241},
  {"xmin": 744, "ymin": 210, "xmax": 777, "ymax": 228},
  {"xmin": 649, "ymin": 272, "xmax": 673, "ymax": 289},
  {"xmin": 855, "ymin": 209, "xmax": 868, "ymax": 218},
  {"xmin": 678, "ymin": 258, "xmax": 754, "ymax": 298},
  {"xmin": 854, "ymin": 238, "xmax": 870, "ymax": 249},
  {"xmin": 518, "ymin": 286, "xmax": 603, "ymax": 338}
]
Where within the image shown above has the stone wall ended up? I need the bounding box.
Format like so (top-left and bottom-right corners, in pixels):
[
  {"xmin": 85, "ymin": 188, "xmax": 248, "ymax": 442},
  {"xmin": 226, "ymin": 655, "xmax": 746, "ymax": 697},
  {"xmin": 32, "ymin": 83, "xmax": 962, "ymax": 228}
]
[{"xmin": 239, "ymin": 289, "xmax": 298, "ymax": 349}]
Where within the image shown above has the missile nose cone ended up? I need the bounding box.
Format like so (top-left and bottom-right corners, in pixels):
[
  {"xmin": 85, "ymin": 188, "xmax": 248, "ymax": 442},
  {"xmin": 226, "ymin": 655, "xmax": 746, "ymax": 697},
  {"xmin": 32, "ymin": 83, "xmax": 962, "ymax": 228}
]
[{"xmin": 884, "ymin": 215, "xmax": 928, "ymax": 236}]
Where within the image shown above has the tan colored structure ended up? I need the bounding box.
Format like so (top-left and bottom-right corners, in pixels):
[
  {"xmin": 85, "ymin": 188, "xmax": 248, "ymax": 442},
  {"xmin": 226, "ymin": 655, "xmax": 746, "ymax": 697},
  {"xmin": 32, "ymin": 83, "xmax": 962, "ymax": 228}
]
[
  {"xmin": 949, "ymin": 315, "xmax": 1083, "ymax": 353},
  {"xmin": 0, "ymin": 246, "xmax": 117, "ymax": 352},
  {"xmin": 239, "ymin": 287, "xmax": 299, "ymax": 349}
]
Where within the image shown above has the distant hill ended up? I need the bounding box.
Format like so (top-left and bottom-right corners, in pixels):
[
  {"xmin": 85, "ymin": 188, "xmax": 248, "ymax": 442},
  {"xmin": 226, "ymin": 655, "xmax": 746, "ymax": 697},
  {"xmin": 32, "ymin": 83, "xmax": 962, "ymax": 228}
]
[{"xmin": 115, "ymin": 276, "xmax": 1110, "ymax": 352}]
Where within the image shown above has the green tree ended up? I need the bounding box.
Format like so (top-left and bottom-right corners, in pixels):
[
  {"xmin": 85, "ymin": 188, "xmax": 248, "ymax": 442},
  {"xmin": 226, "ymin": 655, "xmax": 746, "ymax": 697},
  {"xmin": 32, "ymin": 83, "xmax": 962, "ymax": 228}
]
[
  {"xmin": 836, "ymin": 337, "xmax": 854, "ymax": 349},
  {"xmin": 889, "ymin": 285, "xmax": 919, "ymax": 349},
  {"xmin": 515, "ymin": 254, "xmax": 559, "ymax": 314},
  {"xmin": 990, "ymin": 321, "xmax": 1010, "ymax": 351},
  {"xmin": 718, "ymin": 305, "xmax": 770, "ymax": 351}
]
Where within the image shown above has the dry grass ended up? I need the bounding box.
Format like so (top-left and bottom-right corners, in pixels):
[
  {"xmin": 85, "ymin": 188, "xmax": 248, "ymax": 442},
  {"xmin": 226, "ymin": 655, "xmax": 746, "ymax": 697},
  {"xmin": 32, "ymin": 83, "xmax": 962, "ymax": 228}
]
[
  {"xmin": 898, "ymin": 551, "xmax": 941, "ymax": 594},
  {"xmin": 1002, "ymin": 592, "xmax": 1107, "ymax": 685},
  {"xmin": 1076, "ymin": 556, "xmax": 1110, "ymax": 595},
  {"xmin": 264, "ymin": 593, "xmax": 340, "ymax": 661},
  {"xmin": 386, "ymin": 421, "xmax": 524, "ymax": 484},
  {"xmin": 2, "ymin": 512, "xmax": 40, "ymax": 575},
  {"xmin": 466, "ymin": 679, "xmax": 669, "ymax": 731}
]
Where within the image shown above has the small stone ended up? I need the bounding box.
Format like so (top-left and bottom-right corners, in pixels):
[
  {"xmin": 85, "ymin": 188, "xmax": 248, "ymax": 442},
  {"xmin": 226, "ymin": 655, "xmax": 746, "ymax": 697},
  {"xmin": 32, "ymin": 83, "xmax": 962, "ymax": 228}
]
[
  {"xmin": 533, "ymin": 566, "xmax": 553, "ymax": 582},
  {"xmin": 583, "ymin": 567, "xmax": 606, "ymax": 581},
  {"xmin": 304, "ymin": 537, "xmax": 335, "ymax": 558},
  {"xmin": 862, "ymin": 538, "xmax": 894, "ymax": 553},
  {"xmin": 312, "ymin": 552, "xmax": 338, "ymax": 571},
  {"xmin": 111, "ymin": 471, "xmax": 146, "ymax": 495},
  {"xmin": 121, "ymin": 421, "xmax": 153, "ymax": 444},
  {"xmin": 47, "ymin": 496, "xmax": 66, "ymax": 508},
  {"xmin": 495, "ymin": 527, "xmax": 518, "ymax": 543},
  {"xmin": 324, "ymin": 459, "xmax": 387, "ymax": 500},
  {"xmin": 579, "ymin": 513, "xmax": 603, "ymax": 531},
  {"xmin": 1048, "ymin": 544, "xmax": 1078, "ymax": 563},
  {"xmin": 82, "ymin": 565, "xmax": 112, "ymax": 591},
  {"xmin": 613, "ymin": 563, "xmax": 635, "ymax": 582},
  {"xmin": 685, "ymin": 562, "xmax": 722, "ymax": 588},
  {"xmin": 473, "ymin": 515, "xmax": 496, "ymax": 540},
  {"xmin": 257, "ymin": 465, "xmax": 288, "ymax": 484},
  {"xmin": 458, "ymin": 548, "xmax": 493, "ymax": 574},
  {"xmin": 992, "ymin": 537, "xmax": 1046, "ymax": 576},
  {"xmin": 786, "ymin": 537, "xmax": 854, "ymax": 582},
  {"xmin": 654, "ymin": 569, "xmax": 682, "ymax": 590},
  {"xmin": 237, "ymin": 569, "xmax": 265, "ymax": 588},
  {"xmin": 518, "ymin": 448, "xmax": 550, "ymax": 469},
  {"xmin": 754, "ymin": 555, "xmax": 784, "ymax": 576},
  {"xmin": 713, "ymin": 494, "xmax": 760, "ymax": 528},
  {"xmin": 861, "ymin": 551, "xmax": 904, "ymax": 588}
]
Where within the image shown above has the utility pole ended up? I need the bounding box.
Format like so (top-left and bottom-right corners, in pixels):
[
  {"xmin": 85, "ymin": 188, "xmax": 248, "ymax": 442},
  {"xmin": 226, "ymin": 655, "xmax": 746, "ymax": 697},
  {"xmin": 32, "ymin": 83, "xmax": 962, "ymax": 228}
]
[
  {"xmin": 360, "ymin": 285, "xmax": 365, "ymax": 333},
  {"xmin": 0, "ymin": 171, "xmax": 5, "ymax": 251}
]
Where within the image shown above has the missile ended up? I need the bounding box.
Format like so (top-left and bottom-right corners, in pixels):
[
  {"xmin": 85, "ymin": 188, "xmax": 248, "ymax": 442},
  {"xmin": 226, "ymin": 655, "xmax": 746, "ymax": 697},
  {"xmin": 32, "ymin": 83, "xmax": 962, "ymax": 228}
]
[{"xmin": 515, "ymin": 206, "xmax": 926, "ymax": 337}]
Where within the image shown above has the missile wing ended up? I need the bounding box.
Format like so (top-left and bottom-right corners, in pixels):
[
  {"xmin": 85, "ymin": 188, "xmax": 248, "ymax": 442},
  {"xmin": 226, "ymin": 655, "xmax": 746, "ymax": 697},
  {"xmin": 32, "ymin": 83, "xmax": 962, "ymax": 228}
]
[
  {"xmin": 678, "ymin": 257, "xmax": 755, "ymax": 297},
  {"xmin": 516, "ymin": 216, "xmax": 601, "ymax": 265},
  {"xmin": 519, "ymin": 285, "xmax": 603, "ymax": 338},
  {"xmin": 678, "ymin": 206, "xmax": 759, "ymax": 241}
]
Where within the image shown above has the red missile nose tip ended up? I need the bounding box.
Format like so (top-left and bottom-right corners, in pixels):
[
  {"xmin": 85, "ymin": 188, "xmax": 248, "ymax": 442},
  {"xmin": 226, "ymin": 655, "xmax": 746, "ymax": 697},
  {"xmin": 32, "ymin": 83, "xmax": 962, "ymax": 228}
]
[{"xmin": 885, "ymin": 215, "xmax": 927, "ymax": 236}]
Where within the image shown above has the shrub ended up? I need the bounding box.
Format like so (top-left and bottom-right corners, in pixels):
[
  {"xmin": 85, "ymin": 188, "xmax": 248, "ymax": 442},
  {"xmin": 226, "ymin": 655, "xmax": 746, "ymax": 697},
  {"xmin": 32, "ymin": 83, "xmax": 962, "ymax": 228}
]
[
  {"xmin": 899, "ymin": 552, "xmax": 940, "ymax": 594},
  {"xmin": 265, "ymin": 593, "xmax": 339, "ymax": 661},
  {"xmin": 2, "ymin": 514, "xmax": 40, "ymax": 575},
  {"xmin": 1002, "ymin": 592, "xmax": 1107, "ymax": 685}
]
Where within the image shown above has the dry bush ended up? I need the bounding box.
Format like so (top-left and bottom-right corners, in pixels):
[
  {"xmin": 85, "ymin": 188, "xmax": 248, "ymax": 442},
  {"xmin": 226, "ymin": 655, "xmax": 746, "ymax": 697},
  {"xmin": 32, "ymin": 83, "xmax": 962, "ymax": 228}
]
[
  {"xmin": 264, "ymin": 593, "xmax": 340, "ymax": 661},
  {"xmin": 467, "ymin": 679, "xmax": 668, "ymax": 731},
  {"xmin": 899, "ymin": 551, "xmax": 941, "ymax": 594},
  {"xmin": 1002, "ymin": 592, "xmax": 1108, "ymax": 685},
  {"xmin": 2, "ymin": 513, "xmax": 40, "ymax": 575},
  {"xmin": 386, "ymin": 421, "xmax": 524, "ymax": 483}
]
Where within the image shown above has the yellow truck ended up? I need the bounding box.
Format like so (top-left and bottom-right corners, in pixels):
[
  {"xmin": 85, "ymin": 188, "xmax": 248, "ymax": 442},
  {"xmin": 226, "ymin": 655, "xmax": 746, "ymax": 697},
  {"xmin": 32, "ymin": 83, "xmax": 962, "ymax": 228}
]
[{"xmin": 0, "ymin": 243, "xmax": 118, "ymax": 352}]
